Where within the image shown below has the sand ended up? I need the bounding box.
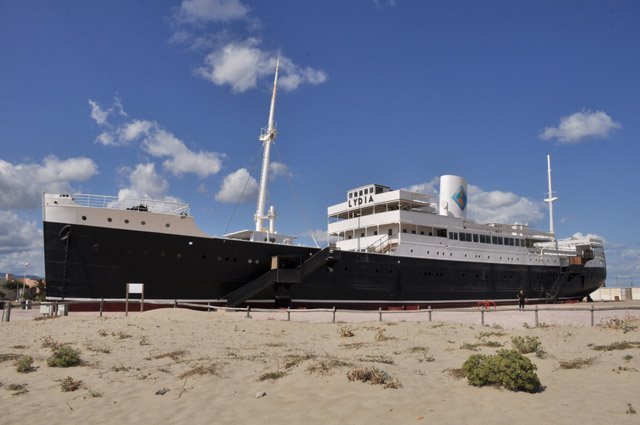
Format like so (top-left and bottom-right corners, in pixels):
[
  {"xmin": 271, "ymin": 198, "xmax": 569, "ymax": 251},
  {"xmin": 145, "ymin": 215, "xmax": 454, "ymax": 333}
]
[{"xmin": 1, "ymin": 307, "xmax": 639, "ymax": 424}]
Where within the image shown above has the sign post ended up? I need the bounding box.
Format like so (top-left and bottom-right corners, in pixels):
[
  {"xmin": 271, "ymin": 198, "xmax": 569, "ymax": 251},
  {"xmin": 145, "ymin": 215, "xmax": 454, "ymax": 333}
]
[{"xmin": 125, "ymin": 283, "xmax": 144, "ymax": 316}]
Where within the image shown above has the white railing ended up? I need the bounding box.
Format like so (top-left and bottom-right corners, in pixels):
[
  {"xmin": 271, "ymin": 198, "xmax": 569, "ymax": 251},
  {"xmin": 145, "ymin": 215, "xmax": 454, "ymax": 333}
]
[{"xmin": 71, "ymin": 194, "xmax": 190, "ymax": 216}]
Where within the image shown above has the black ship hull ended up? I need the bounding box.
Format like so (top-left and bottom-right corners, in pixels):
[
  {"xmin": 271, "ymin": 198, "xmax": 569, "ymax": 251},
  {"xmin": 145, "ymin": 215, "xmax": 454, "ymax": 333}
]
[{"xmin": 43, "ymin": 221, "xmax": 606, "ymax": 307}]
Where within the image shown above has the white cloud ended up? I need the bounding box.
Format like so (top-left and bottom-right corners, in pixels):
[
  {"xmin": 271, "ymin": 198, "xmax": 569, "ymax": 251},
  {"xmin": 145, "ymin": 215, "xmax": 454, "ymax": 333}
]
[
  {"xmin": 180, "ymin": 0, "xmax": 248, "ymax": 22},
  {"xmin": 120, "ymin": 120, "xmax": 153, "ymax": 143},
  {"xmin": 404, "ymin": 177, "xmax": 439, "ymax": 196},
  {"xmin": 269, "ymin": 161, "xmax": 291, "ymax": 179},
  {"xmin": 215, "ymin": 168, "xmax": 258, "ymax": 203},
  {"xmin": 0, "ymin": 211, "xmax": 42, "ymax": 255},
  {"xmin": 198, "ymin": 39, "xmax": 327, "ymax": 93},
  {"xmin": 90, "ymin": 99, "xmax": 224, "ymax": 178},
  {"xmin": 0, "ymin": 211, "xmax": 44, "ymax": 276},
  {"xmin": 0, "ymin": 156, "xmax": 98, "ymax": 209},
  {"xmin": 467, "ymin": 184, "xmax": 544, "ymax": 224},
  {"xmin": 117, "ymin": 163, "xmax": 169, "ymax": 201},
  {"xmin": 89, "ymin": 100, "xmax": 108, "ymax": 125},
  {"xmin": 540, "ymin": 110, "xmax": 621, "ymax": 143},
  {"xmin": 142, "ymin": 129, "xmax": 223, "ymax": 177}
]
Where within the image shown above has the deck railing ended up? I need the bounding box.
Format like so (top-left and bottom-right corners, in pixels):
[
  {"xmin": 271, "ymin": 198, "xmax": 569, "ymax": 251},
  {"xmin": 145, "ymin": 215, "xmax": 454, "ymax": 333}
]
[{"xmin": 71, "ymin": 194, "xmax": 190, "ymax": 216}]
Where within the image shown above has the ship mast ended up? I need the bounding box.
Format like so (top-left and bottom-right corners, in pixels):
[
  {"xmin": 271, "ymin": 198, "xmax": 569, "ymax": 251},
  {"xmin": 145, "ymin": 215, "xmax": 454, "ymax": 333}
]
[
  {"xmin": 254, "ymin": 58, "xmax": 280, "ymax": 233},
  {"xmin": 544, "ymin": 154, "xmax": 558, "ymax": 239}
]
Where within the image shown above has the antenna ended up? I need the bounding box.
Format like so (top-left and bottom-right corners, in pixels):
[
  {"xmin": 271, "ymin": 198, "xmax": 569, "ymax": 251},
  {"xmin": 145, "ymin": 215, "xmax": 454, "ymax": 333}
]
[
  {"xmin": 544, "ymin": 154, "xmax": 558, "ymax": 238},
  {"xmin": 255, "ymin": 57, "xmax": 280, "ymax": 233}
]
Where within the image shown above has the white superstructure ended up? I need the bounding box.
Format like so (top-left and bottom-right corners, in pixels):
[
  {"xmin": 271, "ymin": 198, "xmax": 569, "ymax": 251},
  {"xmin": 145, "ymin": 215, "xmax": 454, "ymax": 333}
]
[{"xmin": 327, "ymin": 177, "xmax": 606, "ymax": 269}]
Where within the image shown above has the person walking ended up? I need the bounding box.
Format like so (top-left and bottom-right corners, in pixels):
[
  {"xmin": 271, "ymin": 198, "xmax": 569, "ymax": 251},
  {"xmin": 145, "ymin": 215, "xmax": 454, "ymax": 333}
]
[{"xmin": 517, "ymin": 289, "xmax": 526, "ymax": 310}]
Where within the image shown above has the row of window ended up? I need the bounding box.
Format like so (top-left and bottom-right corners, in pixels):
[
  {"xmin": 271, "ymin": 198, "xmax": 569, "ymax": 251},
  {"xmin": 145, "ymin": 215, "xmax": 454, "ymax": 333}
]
[{"xmin": 449, "ymin": 232, "xmax": 530, "ymax": 247}]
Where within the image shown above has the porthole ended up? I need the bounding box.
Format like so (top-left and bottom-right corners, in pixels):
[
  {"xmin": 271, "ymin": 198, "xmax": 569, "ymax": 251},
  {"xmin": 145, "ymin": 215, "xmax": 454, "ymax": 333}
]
[
  {"xmin": 255, "ymin": 259, "xmax": 260, "ymax": 264},
  {"xmin": 82, "ymin": 216, "xmax": 87, "ymax": 221},
  {"xmin": 248, "ymin": 259, "xmax": 252, "ymax": 263},
  {"xmin": 160, "ymin": 252, "xmax": 166, "ymax": 258},
  {"xmin": 225, "ymin": 257, "xmax": 229, "ymax": 261},
  {"xmin": 233, "ymin": 258, "xmax": 237, "ymax": 262},
  {"xmin": 92, "ymin": 244, "xmax": 100, "ymax": 252},
  {"xmin": 217, "ymin": 256, "xmax": 222, "ymax": 261},
  {"xmin": 165, "ymin": 223, "xmax": 170, "ymax": 228},
  {"xmin": 201, "ymin": 255, "xmax": 207, "ymax": 260},
  {"xmin": 107, "ymin": 218, "xmax": 112, "ymax": 222},
  {"xmin": 141, "ymin": 221, "xmax": 146, "ymax": 225},
  {"xmin": 188, "ymin": 241, "xmax": 193, "ymax": 246},
  {"xmin": 177, "ymin": 253, "xmax": 182, "ymax": 259},
  {"xmin": 124, "ymin": 219, "xmax": 129, "ymax": 224}
]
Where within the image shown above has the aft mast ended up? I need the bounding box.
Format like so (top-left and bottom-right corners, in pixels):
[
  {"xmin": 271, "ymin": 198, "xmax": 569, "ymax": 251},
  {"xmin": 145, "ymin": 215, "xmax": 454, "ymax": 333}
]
[{"xmin": 255, "ymin": 58, "xmax": 280, "ymax": 234}]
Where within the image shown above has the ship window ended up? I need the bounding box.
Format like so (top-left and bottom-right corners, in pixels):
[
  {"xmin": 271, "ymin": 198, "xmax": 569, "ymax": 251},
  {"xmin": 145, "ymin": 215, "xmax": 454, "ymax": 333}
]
[
  {"xmin": 412, "ymin": 230, "xmax": 416, "ymax": 234},
  {"xmin": 202, "ymin": 255, "xmax": 207, "ymax": 260},
  {"xmin": 349, "ymin": 192, "xmax": 353, "ymax": 199},
  {"xmin": 124, "ymin": 219, "xmax": 129, "ymax": 224},
  {"xmin": 361, "ymin": 233, "xmax": 365, "ymax": 237},
  {"xmin": 107, "ymin": 218, "xmax": 112, "ymax": 222},
  {"xmin": 348, "ymin": 235, "xmax": 352, "ymax": 239},
  {"xmin": 82, "ymin": 216, "xmax": 87, "ymax": 221},
  {"xmin": 403, "ymin": 229, "xmax": 407, "ymax": 233},
  {"xmin": 479, "ymin": 235, "xmax": 485, "ymax": 243},
  {"xmin": 165, "ymin": 223, "xmax": 170, "ymax": 227},
  {"xmin": 359, "ymin": 190, "xmax": 363, "ymax": 196},
  {"xmin": 492, "ymin": 236, "xmax": 498, "ymax": 244},
  {"xmin": 388, "ymin": 229, "xmax": 392, "ymax": 236},
  {"xmin": 473, "ymin": 234, "xmax": 478, "ymax": 243},
  {"xmin": 374, "ymin": 231, "xmax": 378, "ymax": 236},
  {"xmin": 498, "ymin": 237, "xmax": 503, "ymax": 245},
  {"xmin": 177, "ymin": 253, "xmax": 182, "ymax": 258},
  {"xmin": 141, "ymin": 221, "xmax": 146, "ymax": 225}
]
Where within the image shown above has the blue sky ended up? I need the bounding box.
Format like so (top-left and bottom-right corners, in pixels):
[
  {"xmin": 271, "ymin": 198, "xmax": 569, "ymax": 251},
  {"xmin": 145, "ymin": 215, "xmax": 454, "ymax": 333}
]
[{"xmin": 0, "ymin": 0, "xmax": 638, "ymax": 285}]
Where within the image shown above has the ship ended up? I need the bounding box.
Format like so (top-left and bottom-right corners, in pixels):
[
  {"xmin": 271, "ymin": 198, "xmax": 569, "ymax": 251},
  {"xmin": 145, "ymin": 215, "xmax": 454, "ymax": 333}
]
[{"xmin": 42, "ymin": 61, "xmax": 606, "ymax": 308}]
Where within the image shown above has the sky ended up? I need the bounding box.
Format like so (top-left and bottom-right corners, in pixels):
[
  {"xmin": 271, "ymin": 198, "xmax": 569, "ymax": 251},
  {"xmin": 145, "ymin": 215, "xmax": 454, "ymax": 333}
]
[{"xmin": 0, "ymin": 0, "xmax": 638, "ymax": 285}]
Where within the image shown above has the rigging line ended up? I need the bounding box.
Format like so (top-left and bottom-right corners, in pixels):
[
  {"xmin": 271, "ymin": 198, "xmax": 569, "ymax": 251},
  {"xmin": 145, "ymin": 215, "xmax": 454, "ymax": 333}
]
[
  {"xmin": 223, "ymin": 144, "xmax": 263, "ymax": 235},
  {"xmin": 273, "ymin": 142, "xmax": 320, "ymax": 248}
]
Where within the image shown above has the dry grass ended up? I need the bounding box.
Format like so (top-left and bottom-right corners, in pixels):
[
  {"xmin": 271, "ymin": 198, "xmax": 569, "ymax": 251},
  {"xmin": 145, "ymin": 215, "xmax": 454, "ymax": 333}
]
[
  {"xmin": 41, "ymin": 336, "xmax": 61, "ymax": 350},
  {"xmin": 338, "ymin": 326, "xmax": 355, "ymax": 337},
  {"xmin": 307, "ymin": 359, "xmax": 352, "ymax": 376},
  {"xmin": 283, "ymin": 353, "xmax": 316, "ymax": 369},
  {"xmin": 257, "ymin": 371, "xmax": 287, "ymax": 381},
  {"xmin": 590, "ymin": 341, "xmax": 640, "ymax": 351},
  {"xmin": 178, "ymin": 363, "xmax": 221, "ymax": 379},
  {"xmin": 341, "ymin": 342, "xmax": 368, "ymax": 350},
  {"xmin": 97, "ymin": 329, "xmax": 108, "ymax": 337},
  {"xmin": 374, "ymin": 329, "xmax": 394, "ymax": 342},
  {"xmin": 558, "ymin": 357, "xmax": 597, "ymax": 369},
  {"xmin": 461, "ymin": 341, "xmax": 503, "ymax": 351},
  {"xmin": 356, "ymin": 354, "xmax": 394, "ymax": 365},
  {"xmin": 149, "ymin": 350, "xmax": 188, "ymax": 361},
  {"xmin": 60, "ymin": 376, "xmax": 83, "ymax": 392},
  {"xmin": 6, "ymin": 383, "xmax": 28, "ymax": 396},
  {"xmin": 0, "ymin": 353, "xmax": 22, "ymax": 363},
  {"xmin": 445, "ymin": 368, "xmax": 465, "ymax": 380},
  {"xmin": 477, "ymin": 331, "xmax": 507, "ymax": 338},
  {"xmin": 600, "ymin": 317, "xmax": 639, "ymax": 334},
  {"xmin": 347, "ymin": 367, "xmax": 401, "ymax": 389},
  {"xmin": 112, "ymin": 331, "xmax": 132, "ymax": 340}
]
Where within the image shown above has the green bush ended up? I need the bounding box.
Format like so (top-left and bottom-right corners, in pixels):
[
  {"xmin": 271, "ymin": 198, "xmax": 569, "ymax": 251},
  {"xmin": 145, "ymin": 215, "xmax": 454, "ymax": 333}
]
[
  {"xmin": 462, "ymin": 349, "xmax": 541, "ymax": 393},
  {"xmin": 16, "ymin": 356, "xmax": 34, "ymax": 373},
  {"xmin": 511, "ymin": 335, "xmax": 542, "ymax": 354},
  {"xmin": 47, "ymin": 346, "xmax": 81, "ymax": 368}
]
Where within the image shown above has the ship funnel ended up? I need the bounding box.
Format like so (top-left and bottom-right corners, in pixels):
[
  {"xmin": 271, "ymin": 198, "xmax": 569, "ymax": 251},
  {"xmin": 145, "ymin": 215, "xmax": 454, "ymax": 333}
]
[{"xmin": 439, "ymin": 175, "xmax": 467, "ymax": 218}]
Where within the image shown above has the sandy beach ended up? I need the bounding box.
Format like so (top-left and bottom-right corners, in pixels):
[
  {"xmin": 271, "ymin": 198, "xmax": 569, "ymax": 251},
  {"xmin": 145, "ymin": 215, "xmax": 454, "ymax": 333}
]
[{"xmin": 1, "ymin": 306, "xmax": 639, "ymax": 425}]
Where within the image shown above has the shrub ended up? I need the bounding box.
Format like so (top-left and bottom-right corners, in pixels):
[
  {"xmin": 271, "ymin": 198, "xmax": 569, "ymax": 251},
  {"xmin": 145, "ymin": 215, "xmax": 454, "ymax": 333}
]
[
  {"xmin": 347, "ymin": 367, "xmax": 401, "ymax": 389},
  {"xmin": 15, "ymin": 356, "xmax": 34, "ymax": 373},
  {"xmin": 338, "ymin": 326, "xmax": 355, "ymax": 338},
  {"xmin": 258, "ymin": 371, "xmax": 286, "ymax": 381},
  {"xmin": 511, "ymin": 336, "xmax": 542, "ymax": 354},
  {"xmin": 591, "ymin": 341, "xmax": 640, "ymax": 351},
  {"xmin": 60, "ymin": 377, "xmax": 83, "ymax": 392},
  {"xmin": 462, "ymin": 349, "xmax": 541, "ymax": 393},
  {"xmin": 47, "ymin": 346, "xmax": 81, "ymax": 367}
]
